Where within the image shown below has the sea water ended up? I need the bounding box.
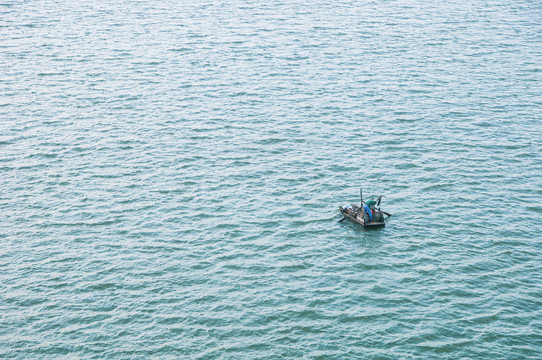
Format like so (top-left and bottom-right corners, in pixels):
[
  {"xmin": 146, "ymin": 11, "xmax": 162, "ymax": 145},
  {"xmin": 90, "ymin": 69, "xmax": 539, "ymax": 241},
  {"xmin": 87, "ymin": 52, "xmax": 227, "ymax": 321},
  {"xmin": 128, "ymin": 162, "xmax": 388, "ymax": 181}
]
[{"xmin": 1, "ymin": 0, "xmax": 541, "ymax": 358}]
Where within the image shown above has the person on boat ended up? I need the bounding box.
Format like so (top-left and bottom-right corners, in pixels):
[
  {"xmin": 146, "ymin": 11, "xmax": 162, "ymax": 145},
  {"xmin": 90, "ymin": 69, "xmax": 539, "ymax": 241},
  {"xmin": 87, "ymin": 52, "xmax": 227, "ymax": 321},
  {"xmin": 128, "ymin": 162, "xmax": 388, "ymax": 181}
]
[{"xmin": 363, "ymin": 199, "xmax": 376, "ymax": 222}]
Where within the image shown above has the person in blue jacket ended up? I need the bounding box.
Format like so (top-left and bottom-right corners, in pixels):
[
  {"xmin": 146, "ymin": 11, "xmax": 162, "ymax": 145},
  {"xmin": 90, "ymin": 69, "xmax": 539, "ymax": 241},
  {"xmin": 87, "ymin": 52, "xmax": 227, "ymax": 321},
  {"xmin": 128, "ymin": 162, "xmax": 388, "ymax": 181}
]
[{"xmin": 363, "ymin": 199, "xmax": 376, "ymax": 222}]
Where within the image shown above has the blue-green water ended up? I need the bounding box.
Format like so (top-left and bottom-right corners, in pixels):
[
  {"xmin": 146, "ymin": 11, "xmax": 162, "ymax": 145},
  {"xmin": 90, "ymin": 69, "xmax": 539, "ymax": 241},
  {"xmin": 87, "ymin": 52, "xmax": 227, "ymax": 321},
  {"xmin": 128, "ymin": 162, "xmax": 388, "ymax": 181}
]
[{"xmin": 1, "ymin": 0, "xmax": 541, "ymax": 358}]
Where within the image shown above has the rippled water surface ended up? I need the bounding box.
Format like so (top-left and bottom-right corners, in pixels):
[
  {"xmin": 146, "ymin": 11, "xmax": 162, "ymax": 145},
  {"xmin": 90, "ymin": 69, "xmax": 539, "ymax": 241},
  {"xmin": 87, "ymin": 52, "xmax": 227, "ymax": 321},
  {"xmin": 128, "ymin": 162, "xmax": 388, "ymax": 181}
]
[{"xmin": 1, "ymin": 0, "xmax": 541, "ymax": 358}]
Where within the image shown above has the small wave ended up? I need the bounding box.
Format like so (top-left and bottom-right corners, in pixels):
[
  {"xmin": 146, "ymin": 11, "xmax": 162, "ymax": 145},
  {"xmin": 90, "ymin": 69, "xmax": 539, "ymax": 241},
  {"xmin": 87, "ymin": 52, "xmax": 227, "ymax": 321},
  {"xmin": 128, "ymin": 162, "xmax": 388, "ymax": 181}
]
[{"xmin": 526, "ymin": 205, "xmax": 542, "ymax": 213}]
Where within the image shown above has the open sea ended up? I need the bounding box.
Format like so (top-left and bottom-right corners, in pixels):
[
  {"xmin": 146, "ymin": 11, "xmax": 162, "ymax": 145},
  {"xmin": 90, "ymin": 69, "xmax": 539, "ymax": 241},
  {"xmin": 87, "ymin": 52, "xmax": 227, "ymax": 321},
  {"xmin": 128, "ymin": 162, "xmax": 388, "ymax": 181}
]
[{"xmin": 1, "ymin": 0, "xmax": 541, "ymax": 358}]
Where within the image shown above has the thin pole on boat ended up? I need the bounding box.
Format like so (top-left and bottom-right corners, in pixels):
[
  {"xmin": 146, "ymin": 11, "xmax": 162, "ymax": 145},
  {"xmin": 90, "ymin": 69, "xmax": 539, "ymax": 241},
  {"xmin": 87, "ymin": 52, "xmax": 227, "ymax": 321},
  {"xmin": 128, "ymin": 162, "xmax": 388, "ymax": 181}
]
[
  {"xmin": 338, "ymin": 208, "xmax": 360, "ymax": 223},
  {"xmin": 360, "ymin": 188, "xmax": 363, "ymax": 207}
]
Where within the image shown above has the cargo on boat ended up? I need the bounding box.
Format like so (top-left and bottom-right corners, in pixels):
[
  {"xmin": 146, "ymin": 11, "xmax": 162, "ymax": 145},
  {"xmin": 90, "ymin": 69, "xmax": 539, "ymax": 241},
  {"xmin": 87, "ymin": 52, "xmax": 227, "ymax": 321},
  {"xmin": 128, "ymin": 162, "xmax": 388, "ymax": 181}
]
[{"xmin": 338, "ymin": 190, "xmax": 391, "ymax": 228}]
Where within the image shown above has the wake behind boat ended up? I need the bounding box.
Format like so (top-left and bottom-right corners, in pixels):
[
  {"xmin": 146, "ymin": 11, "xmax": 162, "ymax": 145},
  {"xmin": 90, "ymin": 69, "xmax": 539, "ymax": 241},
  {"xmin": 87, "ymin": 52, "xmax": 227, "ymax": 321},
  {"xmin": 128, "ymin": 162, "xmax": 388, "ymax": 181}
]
[{"xmin": 339, "ymin": 189, "xmax": 391, "ymax": 228}]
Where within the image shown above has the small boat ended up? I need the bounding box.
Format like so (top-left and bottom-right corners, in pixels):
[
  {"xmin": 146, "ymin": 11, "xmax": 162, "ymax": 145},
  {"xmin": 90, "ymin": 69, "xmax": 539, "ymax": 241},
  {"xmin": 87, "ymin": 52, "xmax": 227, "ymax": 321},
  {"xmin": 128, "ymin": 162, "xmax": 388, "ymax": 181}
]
[{"xmin": 338, "ymin": 189, "xmax": 391, "ymax": 228}]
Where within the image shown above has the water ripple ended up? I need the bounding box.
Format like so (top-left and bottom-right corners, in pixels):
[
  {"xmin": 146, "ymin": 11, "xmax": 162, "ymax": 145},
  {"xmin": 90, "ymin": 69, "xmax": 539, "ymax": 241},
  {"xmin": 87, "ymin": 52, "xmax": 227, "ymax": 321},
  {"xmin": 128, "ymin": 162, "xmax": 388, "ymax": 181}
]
[{"xmin": 1, "ymin": 0, "xmax": 541, "ymax": 358}]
